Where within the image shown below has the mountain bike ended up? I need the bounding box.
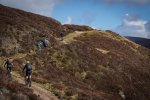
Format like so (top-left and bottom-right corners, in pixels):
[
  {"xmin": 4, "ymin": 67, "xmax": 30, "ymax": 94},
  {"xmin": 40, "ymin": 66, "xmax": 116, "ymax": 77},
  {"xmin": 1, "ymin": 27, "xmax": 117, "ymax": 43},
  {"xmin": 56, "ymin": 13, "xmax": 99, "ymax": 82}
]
[
  {"xmin": 25, "ymin": 74, "xmax": 32, "ymax": 87},
  {"xmin": 7, "ymin": 67, "xmax": 12, "ymax": 81}
]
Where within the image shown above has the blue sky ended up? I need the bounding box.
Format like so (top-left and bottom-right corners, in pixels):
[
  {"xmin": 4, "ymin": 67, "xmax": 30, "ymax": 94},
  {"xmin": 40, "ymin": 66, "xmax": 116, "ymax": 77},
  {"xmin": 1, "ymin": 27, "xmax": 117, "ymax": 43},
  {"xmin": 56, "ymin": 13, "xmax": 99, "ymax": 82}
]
[
  {"xmin": 53, "ymin": 0, "xmax": 124, "ymax": 29},
  {"xmin": 0, "ymin": 0, "xmax": 150, "ymax": 38}
]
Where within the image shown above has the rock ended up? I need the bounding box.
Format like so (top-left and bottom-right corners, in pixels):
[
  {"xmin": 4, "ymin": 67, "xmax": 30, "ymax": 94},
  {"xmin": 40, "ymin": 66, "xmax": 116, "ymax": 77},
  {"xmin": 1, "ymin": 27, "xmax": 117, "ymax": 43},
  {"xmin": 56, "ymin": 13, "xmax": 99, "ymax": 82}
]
[
  {"xmin": 119, "ymin": 90, "xmax": 126, "ymax": 99},
  {"xmin": 0, "ymin": 87, "xmax": 10, "ymax": 94}
]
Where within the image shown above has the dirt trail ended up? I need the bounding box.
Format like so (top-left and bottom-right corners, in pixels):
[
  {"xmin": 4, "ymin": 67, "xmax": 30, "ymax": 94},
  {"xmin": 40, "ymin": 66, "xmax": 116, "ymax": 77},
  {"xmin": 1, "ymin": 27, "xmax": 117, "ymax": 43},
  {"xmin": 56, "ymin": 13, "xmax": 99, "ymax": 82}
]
[
  {"xmin": 12, "ymin": 73, "xmax": 58, "ymax": 100},
  {"xmin": 61, "ymin": 31, "xmax": 87, "ymax": 44}
]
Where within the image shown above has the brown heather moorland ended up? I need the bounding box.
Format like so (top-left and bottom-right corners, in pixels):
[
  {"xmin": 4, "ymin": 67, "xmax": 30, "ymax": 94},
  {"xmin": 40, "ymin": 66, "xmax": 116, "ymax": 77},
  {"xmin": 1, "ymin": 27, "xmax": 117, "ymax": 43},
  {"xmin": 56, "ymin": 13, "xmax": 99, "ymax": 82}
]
[{"xmin": 0, "ymin": 4, "xmax": 150, "ymax": 100}]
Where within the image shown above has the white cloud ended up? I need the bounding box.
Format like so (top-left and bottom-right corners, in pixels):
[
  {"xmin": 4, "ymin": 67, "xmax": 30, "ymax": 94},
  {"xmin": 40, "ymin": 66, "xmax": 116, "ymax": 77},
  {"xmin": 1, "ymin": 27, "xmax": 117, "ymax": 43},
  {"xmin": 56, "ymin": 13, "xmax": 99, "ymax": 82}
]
[
  {"xmin": 91, "ymin": 26, "xmax": 97, "ymax": 29},
  {"xmin": 123, "ymin": 18, "xmax": 147, "ymax": 26},
  {"xmin": 64, "ymin": 16, "xmax": 72, "ymax": 24},
  {"xmin": 125, "ymin": 13, "xmax": 129, "ymax": 16},
  {"xmin": 0, "ymin": 0, "xmax": 62, "ymax": 16},
  {"xmin": 115, "ymin": 14, "xmax": 150, "ymax": 38}
]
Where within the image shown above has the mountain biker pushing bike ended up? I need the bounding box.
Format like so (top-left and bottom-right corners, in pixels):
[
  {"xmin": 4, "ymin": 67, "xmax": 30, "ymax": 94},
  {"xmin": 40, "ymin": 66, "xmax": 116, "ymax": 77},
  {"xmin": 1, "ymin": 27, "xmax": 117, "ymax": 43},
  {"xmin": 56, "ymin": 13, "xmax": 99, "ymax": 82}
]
[{"xmin": 23, "ymin": 61, "xmax": 32, "ymax": 87}]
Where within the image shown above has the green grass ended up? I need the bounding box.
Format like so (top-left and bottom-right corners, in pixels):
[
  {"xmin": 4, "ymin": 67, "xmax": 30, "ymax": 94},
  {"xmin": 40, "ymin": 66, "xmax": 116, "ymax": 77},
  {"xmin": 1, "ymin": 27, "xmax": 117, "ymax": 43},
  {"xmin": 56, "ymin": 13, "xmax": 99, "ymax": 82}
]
[
  {"xmin": 51, "ymin": 48, "xmax": 79, "ymax": 69},
  {"xmin": 62, "ymin": 31, "xmax": 88, "ymax": 44},
  {"xmin": 12, "ymin": 53, "xmax": 27, "ymax": 59},
  {"xmin": 75, "ymin": 71, "xmax": 87, "ymax": 80},
  {"xmin": 0, "ymin": 57, "xmax": 4, "ymax": 67}
]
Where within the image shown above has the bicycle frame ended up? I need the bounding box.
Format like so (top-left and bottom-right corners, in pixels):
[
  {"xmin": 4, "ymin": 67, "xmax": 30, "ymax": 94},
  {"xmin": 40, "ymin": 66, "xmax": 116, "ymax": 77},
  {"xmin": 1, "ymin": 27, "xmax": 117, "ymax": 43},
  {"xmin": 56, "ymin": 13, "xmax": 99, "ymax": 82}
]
[{"xmin": 25, "ymin": 75, "xmax": 32, "ymax": 87}]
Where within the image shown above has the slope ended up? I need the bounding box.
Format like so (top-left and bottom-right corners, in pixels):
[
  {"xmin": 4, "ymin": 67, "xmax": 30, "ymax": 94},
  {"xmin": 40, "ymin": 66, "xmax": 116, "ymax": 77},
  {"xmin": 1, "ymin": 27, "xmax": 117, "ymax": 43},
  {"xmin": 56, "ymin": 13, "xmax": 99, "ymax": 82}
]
[
  {"xmin": 126, "ymin": 36, "xmax": 150, "ymax": 49},
  {"xmin": 12, "ymin": 72, "xmax": 58, "ymax": 100},
  {"xmin": 0, "ymin": 4, "xmax": 93, "ymax": 56},
  {"xmin": 0, "ymin": 4, "xmax": 150, "ymax": 100},
  {"xmin": 12, "ymin": 30, "xmax": 149, "ymax": 100}
]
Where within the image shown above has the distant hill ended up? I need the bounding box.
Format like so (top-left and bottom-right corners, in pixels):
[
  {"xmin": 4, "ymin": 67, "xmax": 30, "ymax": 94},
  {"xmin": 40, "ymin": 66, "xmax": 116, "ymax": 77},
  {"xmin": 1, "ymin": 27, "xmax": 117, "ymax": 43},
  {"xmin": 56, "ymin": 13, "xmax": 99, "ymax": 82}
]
[
  {"xmin": 0, "ymin": 4, "xmax": 150, "ymax": 100},
  {"xmin": 126, "ymin": 37, "xmax": 150, "ymax": 49}
]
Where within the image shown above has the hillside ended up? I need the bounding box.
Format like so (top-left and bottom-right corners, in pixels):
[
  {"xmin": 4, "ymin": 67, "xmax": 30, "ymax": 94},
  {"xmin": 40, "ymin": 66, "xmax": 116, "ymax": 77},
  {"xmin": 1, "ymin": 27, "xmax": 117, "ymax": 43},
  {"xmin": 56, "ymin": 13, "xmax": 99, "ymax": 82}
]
[
  {"xmin": 126, "ymin": 37, "xmax": 150, "ymax": 49},
  {"xmin": 0, "ymin": 4, "xmax": 93, "ymax": 56},
  {"xmin": 0, "ymin": 4, "xmax": 150, "ymax": 100}
]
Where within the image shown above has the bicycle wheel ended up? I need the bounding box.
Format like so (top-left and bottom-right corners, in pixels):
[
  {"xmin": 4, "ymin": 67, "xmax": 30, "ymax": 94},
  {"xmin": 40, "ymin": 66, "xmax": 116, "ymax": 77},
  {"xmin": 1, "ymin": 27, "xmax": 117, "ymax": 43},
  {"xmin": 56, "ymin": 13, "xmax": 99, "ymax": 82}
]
[
  {"xmin": 25, "ymin": 76, "xmax": 28, "ymax": 85},
  {"xmin": 28, "ymin": 77, "xmax": 32, "ymax": 87},
  {"xmin": 7, "ymin": 70, "xmax": 12, "ymax": 81}
]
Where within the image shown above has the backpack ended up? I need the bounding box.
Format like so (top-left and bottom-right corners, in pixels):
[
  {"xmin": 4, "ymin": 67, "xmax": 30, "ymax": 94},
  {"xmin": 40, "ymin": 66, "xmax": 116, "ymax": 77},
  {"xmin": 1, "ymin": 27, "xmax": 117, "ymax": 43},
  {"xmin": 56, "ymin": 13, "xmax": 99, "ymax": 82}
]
[
  {"xmin": 6, "ymin": 60, "xmax": 13, "ymax": 67},
  {"xmin": 25, "ymin": 63, "xmax": 32, "ymax": 71},
  {"xmin": 36, "ymin": 40, "xmax": 41, "ymax": 47},
  {"xmin": 43, "ymin": 39, "xmax": 48, "ymax": 47}
]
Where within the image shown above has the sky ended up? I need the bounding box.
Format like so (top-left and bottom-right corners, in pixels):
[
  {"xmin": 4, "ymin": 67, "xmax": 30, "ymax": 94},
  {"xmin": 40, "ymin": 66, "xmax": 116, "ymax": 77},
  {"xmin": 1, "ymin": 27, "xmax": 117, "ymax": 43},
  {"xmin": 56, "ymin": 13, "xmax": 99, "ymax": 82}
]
[{"xmin": 0, "ymin": 0, "xmax": 150, "ymax": 38}]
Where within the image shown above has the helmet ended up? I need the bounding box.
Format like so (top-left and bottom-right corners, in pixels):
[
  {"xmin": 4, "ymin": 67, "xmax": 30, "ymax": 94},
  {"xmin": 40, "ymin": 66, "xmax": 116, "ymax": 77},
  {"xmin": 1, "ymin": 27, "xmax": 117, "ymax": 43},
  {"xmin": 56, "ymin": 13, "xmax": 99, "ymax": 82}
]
[
  {"xmin": 8, "ymin": 58, "xmax": 13, "ymax": 62},
  {"xmin": 26, "ymin": 61, "xmax": 30, "ymax": 63}
]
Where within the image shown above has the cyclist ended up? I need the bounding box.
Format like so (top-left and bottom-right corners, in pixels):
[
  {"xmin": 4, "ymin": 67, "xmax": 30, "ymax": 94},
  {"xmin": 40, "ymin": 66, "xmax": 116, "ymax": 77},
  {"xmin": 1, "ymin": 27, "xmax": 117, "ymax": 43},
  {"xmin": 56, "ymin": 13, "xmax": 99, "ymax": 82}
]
[
  {"xmin": 23, "ymin": 61, "xmax": 32, "ymax": 87},
  {"xmin": 4, "ymin": 58, "xmax": 13, "ymax": 74}
]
